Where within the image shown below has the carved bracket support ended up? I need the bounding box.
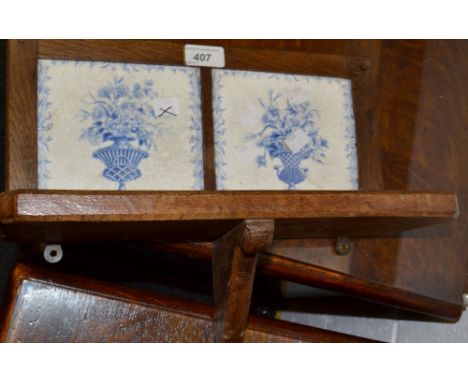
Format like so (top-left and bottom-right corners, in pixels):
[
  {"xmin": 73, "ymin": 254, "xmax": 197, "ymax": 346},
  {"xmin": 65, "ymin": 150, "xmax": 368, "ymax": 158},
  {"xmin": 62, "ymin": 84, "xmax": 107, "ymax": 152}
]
[{"xmin": 212, "ymin": 219, "xmax": 274, "ymax": 342}]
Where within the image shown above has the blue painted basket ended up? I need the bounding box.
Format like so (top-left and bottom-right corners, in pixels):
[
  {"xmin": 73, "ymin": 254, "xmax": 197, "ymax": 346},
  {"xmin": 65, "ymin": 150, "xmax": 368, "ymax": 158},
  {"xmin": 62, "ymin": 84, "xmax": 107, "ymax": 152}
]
[
  {"xmin": 277, "ymin": 152, "xmax": 307, "ymax": 190},
  {"xmin": 93, "ymin": 145, "xmax": 149, "ymax": 190}
]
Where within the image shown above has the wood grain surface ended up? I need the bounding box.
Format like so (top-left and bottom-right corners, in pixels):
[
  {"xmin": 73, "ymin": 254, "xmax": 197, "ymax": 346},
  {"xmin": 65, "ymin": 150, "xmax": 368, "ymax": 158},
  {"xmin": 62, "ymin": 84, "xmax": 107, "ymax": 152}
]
[
  {"xmin": 0, "ymin": 190, "xmax": 457, "ymax": 242},
  {"xmin": 348, "ymin": 40, "xmax": 468, "ymax": 305},
  {"xmin": 0, "ymin": 263, "xmax": 376, "ymax": 342},
  {"xmin": 150, "ymin": 240, "xmax": 464, "ymax": 320},
  {"xmin": 213, "ymin": 220, "xmax": 274, "ymax": 342},
  {"xmin": 0, "ymin": 190, "xmax": 457, "ymax": 220},
  {"xmin": 5, "ymin": 40, "xmax": 37, "ymax": 190}
]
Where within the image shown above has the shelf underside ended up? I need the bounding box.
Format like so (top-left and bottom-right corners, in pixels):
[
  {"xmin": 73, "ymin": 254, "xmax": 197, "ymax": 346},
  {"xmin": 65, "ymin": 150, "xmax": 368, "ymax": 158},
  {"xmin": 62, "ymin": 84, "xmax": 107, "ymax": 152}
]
[{"xmin": 0, "ymin": 190, "xmax": 458, "ymax": 242}]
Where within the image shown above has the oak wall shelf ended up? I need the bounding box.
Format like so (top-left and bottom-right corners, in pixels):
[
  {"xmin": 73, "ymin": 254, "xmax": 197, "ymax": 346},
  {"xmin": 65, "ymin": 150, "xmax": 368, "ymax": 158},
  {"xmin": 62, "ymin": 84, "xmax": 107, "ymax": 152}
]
[
  {"xmin": 0, "ymin": 189, "xmax": 459, "ymax": 340},
  {"xmin": 0, "ymin": 190, "xmax": 457, "ymax": 242},
  {"xmin": 3, "ymin": 40, "xmax": 466, "ymax": 342}
]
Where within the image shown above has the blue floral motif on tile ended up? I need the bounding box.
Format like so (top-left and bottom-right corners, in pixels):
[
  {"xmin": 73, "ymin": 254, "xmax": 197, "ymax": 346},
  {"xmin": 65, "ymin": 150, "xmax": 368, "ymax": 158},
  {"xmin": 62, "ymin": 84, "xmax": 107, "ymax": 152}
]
[
  {"xmin": 37, "ymin": 63, "xmax": 53, "ymax": 186},
  {"xmin": 213, "ymin": 69, "xmax": 359, "ymax": 191},
  {"xmin": 80, "ymin": 77, "xmax": 163, "ymax": 190},
  {"xmin": 246, "ymin": 91, "xmax": 328, "ymax": 189},
  {"xmin": 341, "ymin": 81, "xmax": 359, "ymax": 188},
  {"xmin": 37, "ymin": 60, "xmax": 204, "ymax": 190}
]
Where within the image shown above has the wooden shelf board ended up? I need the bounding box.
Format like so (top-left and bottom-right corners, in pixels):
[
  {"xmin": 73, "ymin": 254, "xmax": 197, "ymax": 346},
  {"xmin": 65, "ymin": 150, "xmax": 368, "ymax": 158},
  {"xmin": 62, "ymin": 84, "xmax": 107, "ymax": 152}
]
[{"xmin": 0, "ymin": 190, "xmax": 457, "ymax": 242}]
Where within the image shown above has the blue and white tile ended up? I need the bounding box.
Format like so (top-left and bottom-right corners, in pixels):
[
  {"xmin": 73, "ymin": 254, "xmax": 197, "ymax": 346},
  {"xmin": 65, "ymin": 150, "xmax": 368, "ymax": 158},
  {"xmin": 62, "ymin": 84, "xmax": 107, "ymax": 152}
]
[
  {"xmin": 213, "ymin": 69, "xmax": 358, "ymax": 190},
  {"xmin": 38, "ymin": 59, "xmax": 203, "ymax": 190}
]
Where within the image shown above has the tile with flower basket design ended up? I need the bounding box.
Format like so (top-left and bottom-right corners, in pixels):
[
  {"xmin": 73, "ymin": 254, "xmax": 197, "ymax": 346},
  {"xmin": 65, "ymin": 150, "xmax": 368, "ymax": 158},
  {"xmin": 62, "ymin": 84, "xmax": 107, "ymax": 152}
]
[
  {"xmin": 213, "ymin": 69, "xmax": 358, "ymax": 190},
  {"xmin": 38, "ymin": 59, "xmax": 203, "ymax": 190}
]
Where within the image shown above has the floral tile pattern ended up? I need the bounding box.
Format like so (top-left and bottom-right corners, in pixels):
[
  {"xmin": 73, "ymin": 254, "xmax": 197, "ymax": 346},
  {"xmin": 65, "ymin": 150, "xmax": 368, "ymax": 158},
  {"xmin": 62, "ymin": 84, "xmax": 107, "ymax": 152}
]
[
  {"xmin": 213, "ymin": 69, "xmax": 358, "ymax": 190},
  {"xmin": 38, "ymin": 59, "xmax": 203, "ymax": 190}
]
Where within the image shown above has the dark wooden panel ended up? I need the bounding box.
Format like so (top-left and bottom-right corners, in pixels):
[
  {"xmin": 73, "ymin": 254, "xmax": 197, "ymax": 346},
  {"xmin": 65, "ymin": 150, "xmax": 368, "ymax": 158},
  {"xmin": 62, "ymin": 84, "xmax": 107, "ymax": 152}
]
[
  {"xmin": 38, "ymin": 40, "xmax": 353, "ymax": 78},
  {"xmin": 183, "ymin": 40, "xmax": 383, "ymax": 81},
  {"xmin": 5, "ymin": 40, "xmax": 38, "ymax": 190},
  {"xmin": 200, "ymin": 67, "xmax": 216, "ymax": 190},
  {"xmin": 0, "ymin": 263, "xmax": 374, "ymax": 342},
  {"xmin": 343, "ymin": 40, "xmax": 468, "ymax": 305},
  {"xmin": 39, "ymin": 40, "xmax": 187, "ymax": 66},
  {"xmin": 1, "ymin": 220, "xmax": 239, "ymax": 242},
  {"xmin": 389, "ymin": 40, "xmax": 468, "ymax": 303},
  {"xmin": 349, "ymin": 40, "xmax": 429, "ymax": 285}
]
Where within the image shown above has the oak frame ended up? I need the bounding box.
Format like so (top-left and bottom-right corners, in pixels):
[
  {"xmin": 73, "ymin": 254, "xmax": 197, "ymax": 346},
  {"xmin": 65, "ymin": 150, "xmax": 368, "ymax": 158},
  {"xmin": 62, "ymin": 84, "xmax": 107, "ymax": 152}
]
[{"xmin": 5, "ymin": 39, "xmax": 381, "ymax": 191}]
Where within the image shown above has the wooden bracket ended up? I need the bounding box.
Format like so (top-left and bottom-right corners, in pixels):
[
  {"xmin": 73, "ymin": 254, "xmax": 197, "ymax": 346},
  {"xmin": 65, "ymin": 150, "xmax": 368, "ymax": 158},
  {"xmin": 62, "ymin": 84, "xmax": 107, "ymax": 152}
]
[{"xmin": 213, "ymin": 219, "xmax": 274, "ymax": 342}]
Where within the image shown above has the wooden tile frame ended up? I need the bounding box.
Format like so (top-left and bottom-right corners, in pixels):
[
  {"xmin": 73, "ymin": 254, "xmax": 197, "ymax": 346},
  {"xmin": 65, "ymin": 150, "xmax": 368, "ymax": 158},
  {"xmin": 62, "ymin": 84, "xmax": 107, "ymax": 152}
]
[{"xmin": 5, "ymin": 39, "xmax": 381, "ymax": 191}]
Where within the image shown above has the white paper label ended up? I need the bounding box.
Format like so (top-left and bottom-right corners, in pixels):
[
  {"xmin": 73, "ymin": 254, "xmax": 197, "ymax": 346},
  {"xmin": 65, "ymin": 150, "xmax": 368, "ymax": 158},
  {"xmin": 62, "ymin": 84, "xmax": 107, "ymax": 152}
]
[
  {"xmin": 154, "ymin": 98, "xmax": 179, "ymax": 117},
  {"xmin": 184, "ymin": 44, "xmax": 225, "ymax": 68}
]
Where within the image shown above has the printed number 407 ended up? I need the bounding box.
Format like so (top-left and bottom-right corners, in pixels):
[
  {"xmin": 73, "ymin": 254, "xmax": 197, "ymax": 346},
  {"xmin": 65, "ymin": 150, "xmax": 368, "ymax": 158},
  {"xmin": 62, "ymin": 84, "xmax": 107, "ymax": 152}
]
[{"xmin": 193, "ymin": 53, "xmax": 211, "ymax": 62}]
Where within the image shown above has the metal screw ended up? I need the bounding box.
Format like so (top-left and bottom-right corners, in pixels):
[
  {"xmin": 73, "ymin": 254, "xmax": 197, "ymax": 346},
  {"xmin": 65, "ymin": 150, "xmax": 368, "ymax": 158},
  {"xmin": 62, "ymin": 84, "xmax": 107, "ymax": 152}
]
[
  {"xmin": 43, "ymin": 244, "xmax": 63, "ymax": 264},
  {"xmin": 335, "ymin": 237, "xmax": 353, "ymax": 256}
]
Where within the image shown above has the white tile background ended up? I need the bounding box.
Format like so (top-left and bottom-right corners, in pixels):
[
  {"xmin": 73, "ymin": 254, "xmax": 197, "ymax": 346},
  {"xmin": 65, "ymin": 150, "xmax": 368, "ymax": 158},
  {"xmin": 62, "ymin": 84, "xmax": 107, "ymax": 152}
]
[
  {"xmin": 213, "ymin": 69, "xmax": 358, "ymax": 190},
  {"xmin": 38, "ymin": 60, "xmax": 203, "ymax": 190}
]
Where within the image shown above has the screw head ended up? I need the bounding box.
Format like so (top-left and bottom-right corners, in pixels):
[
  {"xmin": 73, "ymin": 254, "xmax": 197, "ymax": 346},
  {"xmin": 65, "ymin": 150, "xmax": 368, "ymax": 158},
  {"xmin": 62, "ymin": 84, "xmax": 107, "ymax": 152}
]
[{"xmin": 335, "ymin": 237, "xmax": 353, "ymax": 256}]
